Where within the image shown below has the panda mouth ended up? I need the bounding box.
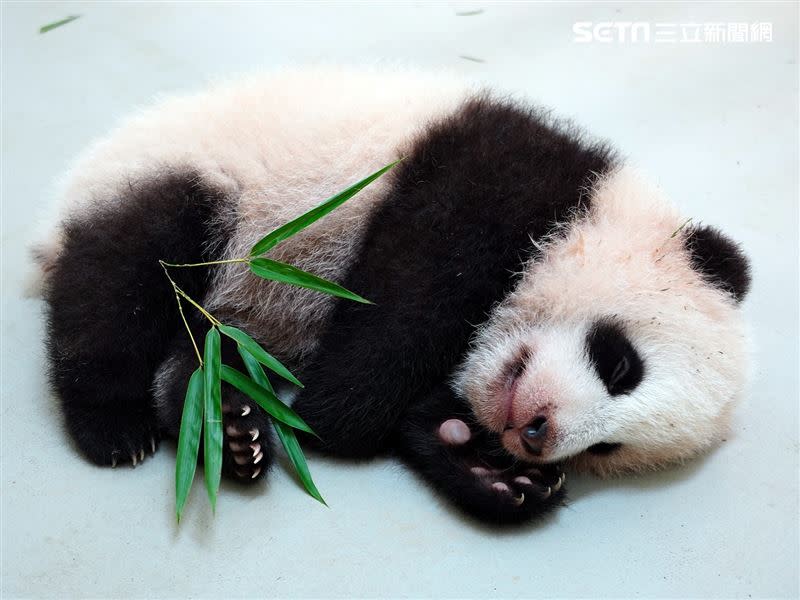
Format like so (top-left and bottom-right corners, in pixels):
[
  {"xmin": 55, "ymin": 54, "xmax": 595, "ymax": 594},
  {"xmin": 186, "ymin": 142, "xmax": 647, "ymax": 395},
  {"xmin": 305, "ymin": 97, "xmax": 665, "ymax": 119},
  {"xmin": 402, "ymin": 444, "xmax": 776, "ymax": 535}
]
[{"xmin": 586, "ymin": 442, "xmax": 622, "ymax": 455}]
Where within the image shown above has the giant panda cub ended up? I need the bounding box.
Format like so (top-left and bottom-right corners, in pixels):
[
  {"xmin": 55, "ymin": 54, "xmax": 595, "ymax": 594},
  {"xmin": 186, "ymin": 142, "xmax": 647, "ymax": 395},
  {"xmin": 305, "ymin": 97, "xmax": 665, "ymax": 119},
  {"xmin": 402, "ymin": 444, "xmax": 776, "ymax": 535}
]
[{"xmin": 35, "ymin": 67, "xmax": 752, "ymax": 524}]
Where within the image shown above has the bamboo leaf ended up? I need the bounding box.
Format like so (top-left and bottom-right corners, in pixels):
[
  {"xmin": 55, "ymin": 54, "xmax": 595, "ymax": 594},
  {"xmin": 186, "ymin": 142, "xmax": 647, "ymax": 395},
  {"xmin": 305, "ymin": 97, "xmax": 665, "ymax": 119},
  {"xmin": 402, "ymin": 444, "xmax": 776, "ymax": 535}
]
[
  {"xmin": 237, "ymin": 346, "xmax": 276, "ymax": 393},
  {"xmin": 274, "ymin": 421, "xmax": 327, "ymax": 505},
  {"xmin": 218, "ymin": 324, "xmax": 303, "ymax": 388},
  {"xmin": 250, "ymin": 258, "xmax": 371, "ymax": 304},
  {"xmin": 203, "ymin": 328, "xmax": 223, "ymax": 512},
  {"xmin": 39, "ymin": 15, "xmax": 81, "ymax": 34},
  {"xmin": 220, "ymin": 365, "xmax": 316, "ymax": 435},
  {"xmin": 237, "ymin": 348, "xmax": 326, "ymax": 505},
  {"xmin": 249, "ymin": 160, "xmax": 401, "ymax": 257},
  {"xmin": 175, "ymin": 368, "xmax": 205, "ymax": 522}
]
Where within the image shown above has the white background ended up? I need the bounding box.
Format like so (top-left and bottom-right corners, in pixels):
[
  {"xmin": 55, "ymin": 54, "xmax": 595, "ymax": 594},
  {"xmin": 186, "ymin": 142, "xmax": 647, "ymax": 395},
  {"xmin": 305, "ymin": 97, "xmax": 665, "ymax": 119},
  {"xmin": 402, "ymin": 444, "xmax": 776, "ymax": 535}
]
[{"xmin": 1, "ymin": 2, "xmax": 798, "ymax": 598}]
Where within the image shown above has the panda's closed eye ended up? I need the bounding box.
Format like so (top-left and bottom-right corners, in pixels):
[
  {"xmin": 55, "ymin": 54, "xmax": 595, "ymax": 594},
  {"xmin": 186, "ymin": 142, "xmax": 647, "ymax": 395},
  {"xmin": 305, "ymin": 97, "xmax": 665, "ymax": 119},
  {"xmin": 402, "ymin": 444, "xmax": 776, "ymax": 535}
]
[
  {"xmin": 586, "ymin": 320, "xmax": 644, "ymax": 395},
  {"xmin": 609, "ymin": 355, "xmax": 630, "ymax": 390}
]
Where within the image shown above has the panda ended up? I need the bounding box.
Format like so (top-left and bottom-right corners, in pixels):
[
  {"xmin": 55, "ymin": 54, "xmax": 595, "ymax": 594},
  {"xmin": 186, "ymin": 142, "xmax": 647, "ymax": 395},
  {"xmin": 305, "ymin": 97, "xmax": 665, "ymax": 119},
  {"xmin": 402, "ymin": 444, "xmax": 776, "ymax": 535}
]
[{"xmin": 34, "ymin": 67, "xmax": 752, "ymax": 524}]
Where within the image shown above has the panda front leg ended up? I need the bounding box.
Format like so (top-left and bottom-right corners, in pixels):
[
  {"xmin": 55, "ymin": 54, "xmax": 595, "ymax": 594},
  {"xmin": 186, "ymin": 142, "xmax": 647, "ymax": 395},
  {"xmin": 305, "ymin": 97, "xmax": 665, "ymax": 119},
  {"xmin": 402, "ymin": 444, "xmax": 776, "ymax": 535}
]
[
  {"xmin": 153, "ymin": 319, "xmax": 275, "ymax": 483},
  {"xmin": 395, "ymin": 383, "xmax": 567, "ymax": 525}
]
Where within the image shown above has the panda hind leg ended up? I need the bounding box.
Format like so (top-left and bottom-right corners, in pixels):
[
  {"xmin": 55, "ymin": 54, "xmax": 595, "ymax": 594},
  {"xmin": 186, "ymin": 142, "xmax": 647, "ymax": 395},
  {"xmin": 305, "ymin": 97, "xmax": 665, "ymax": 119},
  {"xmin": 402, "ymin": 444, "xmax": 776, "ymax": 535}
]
[
  {"xmin": 154, "ymin": 323, "xmax": 275, "ymax": 483},
  {"xmin": 44, "ymin": 171, "xmax": 225, "ymax": 468},
  {"xmin": 395, "ymin": 384, "xmax": 566, "ymax": 525}
]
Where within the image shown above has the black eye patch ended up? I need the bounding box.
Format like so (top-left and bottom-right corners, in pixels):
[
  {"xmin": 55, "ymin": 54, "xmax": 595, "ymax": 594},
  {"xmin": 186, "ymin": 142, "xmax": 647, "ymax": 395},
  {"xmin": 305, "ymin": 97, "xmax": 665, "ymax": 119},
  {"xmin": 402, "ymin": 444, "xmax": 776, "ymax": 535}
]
[{"xmin": 586, "ymin": 320, "xmax": 644, "ymax": 395}]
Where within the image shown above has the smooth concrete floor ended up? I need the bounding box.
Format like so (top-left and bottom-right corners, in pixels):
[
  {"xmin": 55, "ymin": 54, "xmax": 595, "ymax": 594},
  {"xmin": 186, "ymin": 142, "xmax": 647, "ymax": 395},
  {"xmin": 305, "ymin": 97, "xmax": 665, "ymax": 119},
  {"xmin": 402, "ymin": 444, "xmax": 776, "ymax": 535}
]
[{"xmin": 1, "ymin": 2, "xmax": 798, "ymax": 598}]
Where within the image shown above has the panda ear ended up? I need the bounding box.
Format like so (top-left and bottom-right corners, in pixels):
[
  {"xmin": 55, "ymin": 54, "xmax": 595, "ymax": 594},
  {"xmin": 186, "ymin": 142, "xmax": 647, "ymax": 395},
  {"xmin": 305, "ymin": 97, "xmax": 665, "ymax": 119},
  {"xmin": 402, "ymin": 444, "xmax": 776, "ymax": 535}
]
[{"xmin": 684, "ymin": 224, "xmax": 751, "ymax": 302}]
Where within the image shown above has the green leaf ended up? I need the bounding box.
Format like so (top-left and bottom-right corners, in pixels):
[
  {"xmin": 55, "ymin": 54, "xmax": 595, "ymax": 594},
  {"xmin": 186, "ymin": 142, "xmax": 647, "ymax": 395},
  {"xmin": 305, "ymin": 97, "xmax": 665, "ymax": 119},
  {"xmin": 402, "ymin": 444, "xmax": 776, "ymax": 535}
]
[
  {"xmin": 218, "ymin": 325, "xmax": 303, "ymax": 388},
  {"xmin": 203, "ymin": 328, "xmax": 223, "ymax": 512},
  {"xmin": 249, "ymin": 160, "xmax": 401, "ymax": 257},
  {"xmin": 250, "ymin": 258, "xmax": 371, "ymax": 304},
  {"xmin": 39, "ymin": 15, "xmax": 81, "ymax": 34},
  {"xmin": 220, "ymin": 365, "xmax": 315, "ymax": 435},
  {"xmin": 175, "ymin": 368, "xmax": 205, "ymax": 522},
  {"xmin": 237, "ymin": 346, "xmax": 276, "ymax": 393},
  {"xmin": 237, "ymin": 348, "xmax": 326, "ymax": 505},
  {"xmin": 274, "ymin": 421, "xmax": 327, "ymax": 506}
]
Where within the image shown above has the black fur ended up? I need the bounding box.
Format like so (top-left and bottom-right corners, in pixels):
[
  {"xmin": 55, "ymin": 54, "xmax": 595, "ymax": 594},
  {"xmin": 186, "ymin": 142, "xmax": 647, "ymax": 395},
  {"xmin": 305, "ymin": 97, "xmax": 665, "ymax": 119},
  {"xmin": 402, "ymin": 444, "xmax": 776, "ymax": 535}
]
[
  {"xmin": 586, "ymin": 442, "xmax": 622, "ymax": 455},
  {"xmin": 685, "ymin": 224, "xmax": 751, "ymax": 302},
  {"xmin": 45, "ymin": 171, "xmax": 226, "ymax": 467},
  {"xmin": 395, "ymin": 384, "xmax": 566, "ymax": 524},
  {"xmin": 290, "ymin": 96, "xmax": 615, "ymax": 522},
  {"xmin": 585, "ymin": 320, "xmax": 644, "ymax": 396}
]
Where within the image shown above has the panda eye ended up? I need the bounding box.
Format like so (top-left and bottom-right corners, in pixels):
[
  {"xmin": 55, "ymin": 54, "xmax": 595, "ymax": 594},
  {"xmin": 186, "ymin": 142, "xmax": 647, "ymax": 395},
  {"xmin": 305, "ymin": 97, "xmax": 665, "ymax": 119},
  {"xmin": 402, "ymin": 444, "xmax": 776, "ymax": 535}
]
[
  {"xmin": 608, "ymin": 355, "xmax": 630, "ymax": 392},
  {"xmin": 586, "ymin": 320, "xmax": 644, "ymax": 396}
]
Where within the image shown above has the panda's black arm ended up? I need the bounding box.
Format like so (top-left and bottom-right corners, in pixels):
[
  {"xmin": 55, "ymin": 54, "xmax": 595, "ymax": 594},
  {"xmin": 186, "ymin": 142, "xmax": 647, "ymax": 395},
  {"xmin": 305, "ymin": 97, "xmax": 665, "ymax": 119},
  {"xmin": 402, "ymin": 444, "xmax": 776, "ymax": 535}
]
[
  {"xmin": 291, "ymin": 97, "xmax": 612, "ymax": 459},
  {"xmin": 394, "ymin": 382, "xmax": 567, "ymax": 525},
  {"xmin": 289, "ymin": 232, "xmax": 516, "ymax": 458}
]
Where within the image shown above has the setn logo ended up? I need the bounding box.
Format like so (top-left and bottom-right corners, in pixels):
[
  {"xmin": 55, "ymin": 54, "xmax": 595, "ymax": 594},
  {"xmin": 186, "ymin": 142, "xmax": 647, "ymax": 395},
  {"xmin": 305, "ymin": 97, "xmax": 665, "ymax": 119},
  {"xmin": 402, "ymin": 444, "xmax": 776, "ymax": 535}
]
[{"xmin": 573, "ymin": 22, "xmax": 651, "ymax": 43}]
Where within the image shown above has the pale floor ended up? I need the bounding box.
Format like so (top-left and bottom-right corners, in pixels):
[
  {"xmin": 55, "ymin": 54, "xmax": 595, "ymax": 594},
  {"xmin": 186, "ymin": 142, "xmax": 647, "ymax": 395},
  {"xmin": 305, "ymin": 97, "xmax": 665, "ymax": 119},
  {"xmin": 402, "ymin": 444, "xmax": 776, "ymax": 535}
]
[{"xmin": 1, "ymin": 2, "xmax": 798, "ymax": 599}]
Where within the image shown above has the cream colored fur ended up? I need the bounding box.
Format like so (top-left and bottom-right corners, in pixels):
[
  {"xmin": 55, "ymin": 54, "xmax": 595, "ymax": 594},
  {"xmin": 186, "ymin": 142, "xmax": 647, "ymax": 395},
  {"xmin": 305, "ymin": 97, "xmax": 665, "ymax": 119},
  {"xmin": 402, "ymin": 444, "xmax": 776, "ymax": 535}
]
[
  {"xmin": 34, "ymin": 67, "xmax": 472, "ymax": 363},
  {"xmin": 453, "ymin": 166, "xmax": 751, "ymax": 475}
]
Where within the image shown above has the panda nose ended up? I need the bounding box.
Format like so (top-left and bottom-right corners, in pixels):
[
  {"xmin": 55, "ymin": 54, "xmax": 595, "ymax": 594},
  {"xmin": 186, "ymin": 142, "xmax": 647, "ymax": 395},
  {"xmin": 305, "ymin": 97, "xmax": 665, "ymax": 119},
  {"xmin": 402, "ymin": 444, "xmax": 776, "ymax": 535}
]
[{"xmin": 520, "ymin": 417, "xmax": 548, "ymax": 454}]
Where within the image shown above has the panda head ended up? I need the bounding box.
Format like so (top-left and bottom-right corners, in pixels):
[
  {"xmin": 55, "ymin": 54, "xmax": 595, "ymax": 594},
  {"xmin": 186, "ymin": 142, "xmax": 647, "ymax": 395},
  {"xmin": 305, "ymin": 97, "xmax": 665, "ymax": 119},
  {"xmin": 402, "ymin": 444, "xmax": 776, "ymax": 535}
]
[{"xmin": 453, "ymin": 167, "xmax": 752, "ymax": 476}]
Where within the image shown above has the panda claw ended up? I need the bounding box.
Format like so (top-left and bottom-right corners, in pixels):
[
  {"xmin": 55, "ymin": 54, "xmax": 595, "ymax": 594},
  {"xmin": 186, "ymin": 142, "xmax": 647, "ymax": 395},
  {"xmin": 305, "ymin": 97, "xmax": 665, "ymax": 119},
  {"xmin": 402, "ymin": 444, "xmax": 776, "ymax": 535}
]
[
  {"xmin": 139, "ymin": 448, "xmax": 145, "ymax": 462},
  {"xmin": 241, "ymin": 405, "xmax": 251, "ymax": 416},
  {"xmin": 254, "ymin": 452, "xmax": 264, "ymax": 465},
  {"xmin": 111, "ymin": 455, "xmax": 118, "ymax": 468},
  {"xmin": 553, "ymin": 474, "xmax": 564, "ymax": 492},
  {"xmin": 541, "ymin": 486, "xmax": 552, "ymax": 499},
  {"xmin": 513, "ymin": 492, "xmax": 525, "ymax": 506},
  {"xmin": 251, "ymin": 467, "xmax": 261, "ymax": 479},
  {"xmin": 250, "ymin": 443, "xmax": 261, "ymax": 457},
  {"xmin": 131, "ymin": 453, "xmax": 138, "ymax": 467},
  {"xmin": 250, "ymin": 429, "xmax": 259, "ymax": 441},
  {"xmin": 150, "ymin": 437, "xmax": 157, "ymax": 454}
]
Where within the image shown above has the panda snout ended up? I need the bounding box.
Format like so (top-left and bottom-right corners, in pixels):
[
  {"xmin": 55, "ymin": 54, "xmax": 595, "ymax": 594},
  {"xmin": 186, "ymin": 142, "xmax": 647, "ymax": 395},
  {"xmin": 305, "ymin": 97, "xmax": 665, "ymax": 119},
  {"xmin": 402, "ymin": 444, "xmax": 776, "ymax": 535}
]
[{"xmin": 519, "ymin": 416, "xmax": 549, "ymax": 455}]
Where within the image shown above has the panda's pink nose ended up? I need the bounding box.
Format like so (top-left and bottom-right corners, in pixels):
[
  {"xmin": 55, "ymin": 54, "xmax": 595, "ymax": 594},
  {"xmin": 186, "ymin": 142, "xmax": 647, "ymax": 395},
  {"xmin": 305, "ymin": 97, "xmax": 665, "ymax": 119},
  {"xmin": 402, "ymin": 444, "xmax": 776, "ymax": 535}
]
[{"xmin": 520, "ymin": 416, "xmax": 548, "ymax": 454}]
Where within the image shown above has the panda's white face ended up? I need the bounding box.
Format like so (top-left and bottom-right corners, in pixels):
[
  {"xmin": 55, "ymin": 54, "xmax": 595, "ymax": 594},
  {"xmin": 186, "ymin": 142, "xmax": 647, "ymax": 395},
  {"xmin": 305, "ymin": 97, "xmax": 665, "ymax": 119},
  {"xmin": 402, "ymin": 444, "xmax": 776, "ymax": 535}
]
[{"xmin": 453, "ymin": 167, "xmax": 751, "ymax": 476}]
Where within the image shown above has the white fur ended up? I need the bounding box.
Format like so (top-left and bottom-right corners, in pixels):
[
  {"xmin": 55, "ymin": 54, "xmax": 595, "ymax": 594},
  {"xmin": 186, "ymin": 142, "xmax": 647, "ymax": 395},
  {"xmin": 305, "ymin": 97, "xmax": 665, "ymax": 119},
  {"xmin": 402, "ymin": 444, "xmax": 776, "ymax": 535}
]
[{"xmin": 453, "ymin": 166, "xmax": 750, "ymax": 475}]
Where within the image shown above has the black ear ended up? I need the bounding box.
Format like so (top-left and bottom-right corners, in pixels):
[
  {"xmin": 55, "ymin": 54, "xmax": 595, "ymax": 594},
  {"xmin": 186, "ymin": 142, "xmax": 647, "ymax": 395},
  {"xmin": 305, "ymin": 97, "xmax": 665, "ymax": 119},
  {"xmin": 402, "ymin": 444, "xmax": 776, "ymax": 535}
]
[{"xmin": 684, "ymin": 225, "xmax": 751, "ymax": 302}]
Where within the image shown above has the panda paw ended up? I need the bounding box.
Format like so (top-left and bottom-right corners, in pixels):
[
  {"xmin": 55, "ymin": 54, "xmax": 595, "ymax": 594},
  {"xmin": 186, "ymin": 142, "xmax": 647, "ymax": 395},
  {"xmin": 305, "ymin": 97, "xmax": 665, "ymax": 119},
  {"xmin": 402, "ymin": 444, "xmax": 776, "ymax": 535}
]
[
  {"xmin": 436, "ymin": 418, "xmax": 566, "ymax": 522},
  {"xmin": 65, "ymin": 404, "xmax": 160, "ymax": 468},
  {"xmin": 220, "ymin": 399, "xmax": 272, "ymax": 483},
  {"xmin": 439, "ymin": 418, "xmax": 564, "ymax": 503},
  {"xmin": 398, "ymin": 408, "xmax": 566, "ymax": 524}
]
